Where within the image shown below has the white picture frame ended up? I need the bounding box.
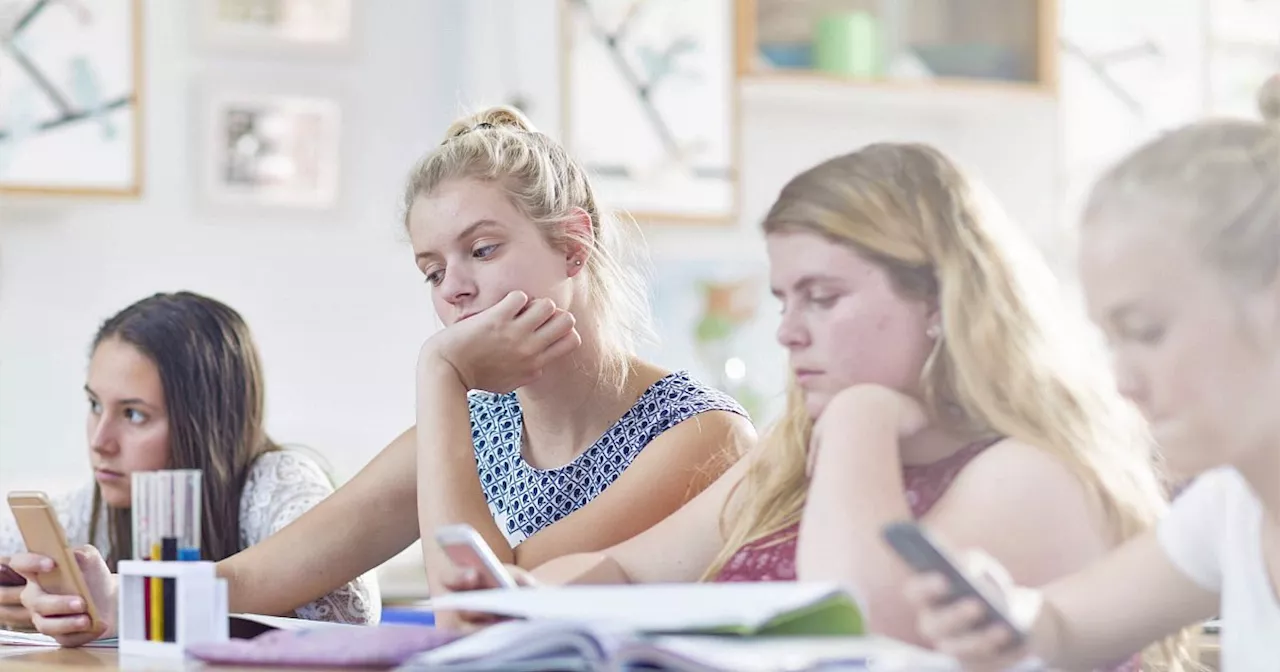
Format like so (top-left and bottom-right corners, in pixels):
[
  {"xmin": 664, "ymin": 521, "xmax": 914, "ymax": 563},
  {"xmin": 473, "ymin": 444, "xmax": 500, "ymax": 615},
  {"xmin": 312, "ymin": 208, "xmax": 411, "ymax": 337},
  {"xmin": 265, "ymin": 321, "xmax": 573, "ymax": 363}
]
[
  {"xmin": 195, "ymin": 81, "xmax": 344, "ymax": 211},
  {"xmin": 196, "ymin": 0, "xmax": 355, "ymax": 58},
  {"xmin": 560, "ymin": 0, "xmax": 738, "ymax": 224}
]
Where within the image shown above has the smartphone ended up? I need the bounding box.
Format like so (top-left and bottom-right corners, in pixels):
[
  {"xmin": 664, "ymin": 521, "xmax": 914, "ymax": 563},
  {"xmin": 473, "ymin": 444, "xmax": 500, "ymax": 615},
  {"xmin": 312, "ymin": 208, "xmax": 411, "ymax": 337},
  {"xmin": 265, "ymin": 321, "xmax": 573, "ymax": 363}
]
[
  {"xmin": 882, "ymin": 521, "xmax": 1024, "ymax": 646},
  {"xmin": 433, "ymin": 524, "xmax": 520, "ymax": 590},
  {"xmin": 6, "ymin": 492, "xmax": 102, "ymax": 630}
]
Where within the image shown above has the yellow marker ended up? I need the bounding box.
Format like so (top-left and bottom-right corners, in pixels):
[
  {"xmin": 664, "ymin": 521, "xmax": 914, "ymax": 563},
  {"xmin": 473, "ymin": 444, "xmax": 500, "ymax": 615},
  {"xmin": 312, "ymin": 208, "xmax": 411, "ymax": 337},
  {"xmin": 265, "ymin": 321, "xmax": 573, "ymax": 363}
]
[{"xmin": 149, "ymin": 542, "xmax": 163, "ymax": 642}]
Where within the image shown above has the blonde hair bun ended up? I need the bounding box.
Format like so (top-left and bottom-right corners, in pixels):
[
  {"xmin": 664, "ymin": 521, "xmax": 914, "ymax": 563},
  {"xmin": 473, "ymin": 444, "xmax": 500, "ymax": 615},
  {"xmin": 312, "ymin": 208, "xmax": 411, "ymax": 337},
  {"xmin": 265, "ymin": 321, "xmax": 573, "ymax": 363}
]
[
  {"xmin": 442, "ymin": 105, "xmax": 537, "ymax": 143},
  {"xmin": 1259, "ymin": 74, "xmax": 1280, "ymax": 126}
]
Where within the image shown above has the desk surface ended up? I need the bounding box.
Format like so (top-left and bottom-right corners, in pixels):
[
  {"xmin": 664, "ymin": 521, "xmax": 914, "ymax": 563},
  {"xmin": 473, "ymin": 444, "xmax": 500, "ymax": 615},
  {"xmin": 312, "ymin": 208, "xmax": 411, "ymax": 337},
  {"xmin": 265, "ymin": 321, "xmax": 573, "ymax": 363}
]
[
  {"xmin": 0, "ymin": 647, "xmax": 372, "ymax": 671},
  {"xmin": 2, "ymin": 635, "xmax": 1223, "ymax": 671}
]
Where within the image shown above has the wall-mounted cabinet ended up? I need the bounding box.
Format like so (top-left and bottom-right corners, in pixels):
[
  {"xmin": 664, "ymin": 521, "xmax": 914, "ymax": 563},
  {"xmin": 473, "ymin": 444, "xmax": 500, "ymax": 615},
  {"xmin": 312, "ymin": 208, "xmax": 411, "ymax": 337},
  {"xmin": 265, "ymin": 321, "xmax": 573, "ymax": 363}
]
[{"xmin": 737, "ymin": 0, "xmax": 1058, "ymax": 95}]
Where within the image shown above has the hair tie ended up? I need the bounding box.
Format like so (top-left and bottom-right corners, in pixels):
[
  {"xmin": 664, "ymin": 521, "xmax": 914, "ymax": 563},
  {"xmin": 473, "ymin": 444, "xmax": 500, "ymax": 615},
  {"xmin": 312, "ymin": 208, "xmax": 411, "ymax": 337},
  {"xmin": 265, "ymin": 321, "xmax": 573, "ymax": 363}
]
[{"xmin": 441, "ymin": 122, "xmax": 499, "ymax": 145}]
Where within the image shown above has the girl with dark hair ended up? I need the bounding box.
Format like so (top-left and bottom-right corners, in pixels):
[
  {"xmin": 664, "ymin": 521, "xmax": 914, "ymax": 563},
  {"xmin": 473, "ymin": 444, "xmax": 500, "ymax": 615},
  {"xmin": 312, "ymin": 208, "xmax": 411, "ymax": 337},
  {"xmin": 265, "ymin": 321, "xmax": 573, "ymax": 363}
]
[{"xmin": 0, "ymin": 292, "xmax": 378, "ymax": 630}]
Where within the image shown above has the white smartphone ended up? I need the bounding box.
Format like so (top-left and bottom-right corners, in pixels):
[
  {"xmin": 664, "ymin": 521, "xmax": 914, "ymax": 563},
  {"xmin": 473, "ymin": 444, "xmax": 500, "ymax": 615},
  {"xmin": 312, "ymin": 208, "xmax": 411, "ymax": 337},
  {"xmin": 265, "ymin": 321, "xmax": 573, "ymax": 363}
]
[{"xmin": 433, "ymin": 524, "xmax": 520, "ymax": 590}]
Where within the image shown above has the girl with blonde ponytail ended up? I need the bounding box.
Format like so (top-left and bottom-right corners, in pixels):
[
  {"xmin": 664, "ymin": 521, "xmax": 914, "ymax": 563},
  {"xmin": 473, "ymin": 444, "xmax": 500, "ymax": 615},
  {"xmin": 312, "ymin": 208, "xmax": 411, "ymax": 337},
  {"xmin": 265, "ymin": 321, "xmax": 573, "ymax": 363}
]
[
  {"xmin": 905, "ymin": 76, "xmax": 1280, "ymax": 671},
  {"xmin": 442, "ymin": 142, "xmax": 1168, "ymax": 668}
]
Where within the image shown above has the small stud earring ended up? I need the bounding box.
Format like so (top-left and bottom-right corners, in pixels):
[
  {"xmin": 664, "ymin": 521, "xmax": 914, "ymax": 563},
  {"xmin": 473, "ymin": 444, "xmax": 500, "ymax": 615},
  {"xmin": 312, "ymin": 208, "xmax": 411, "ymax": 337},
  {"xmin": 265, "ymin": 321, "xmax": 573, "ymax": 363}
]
[
  {"xmin": 926, "ymin": 324, "xmax": 941, "ymax": 339},
  {"xmin": 574, "ymin": 259, "xmax": 583, "ymax": 266}
]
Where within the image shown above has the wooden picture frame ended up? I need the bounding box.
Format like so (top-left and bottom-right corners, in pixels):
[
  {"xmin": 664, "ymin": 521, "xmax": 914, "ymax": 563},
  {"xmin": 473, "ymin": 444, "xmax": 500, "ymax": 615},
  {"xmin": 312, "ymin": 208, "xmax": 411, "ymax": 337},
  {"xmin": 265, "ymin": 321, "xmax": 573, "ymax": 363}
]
[
  {"xmin": 559, "ymin": 0, "xmax": 740, "ymax": 225},
  {"xmin": 0, "ymin": 0, "xmax": 145, "ymax": 197}
]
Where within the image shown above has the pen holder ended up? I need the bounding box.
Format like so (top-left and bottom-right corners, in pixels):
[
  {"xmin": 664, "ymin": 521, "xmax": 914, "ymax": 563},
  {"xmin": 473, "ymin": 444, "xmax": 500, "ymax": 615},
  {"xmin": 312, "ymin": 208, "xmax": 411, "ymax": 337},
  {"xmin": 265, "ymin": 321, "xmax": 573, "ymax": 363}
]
[{"xmin": 117, "ymin": 560, "xmax": 228, "ymax": 658}]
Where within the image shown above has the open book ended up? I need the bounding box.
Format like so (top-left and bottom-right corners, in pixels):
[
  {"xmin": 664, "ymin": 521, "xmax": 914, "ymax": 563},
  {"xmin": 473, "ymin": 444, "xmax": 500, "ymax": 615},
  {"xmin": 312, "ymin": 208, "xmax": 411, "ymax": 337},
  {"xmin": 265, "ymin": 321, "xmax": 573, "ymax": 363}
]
[
  {"xmin": 397, "ymin": 620, "xmax": 956, "ymax": 672},
  {"xmin": 427, "ymin": 582, "xmax": 864, "ymax": 636}
]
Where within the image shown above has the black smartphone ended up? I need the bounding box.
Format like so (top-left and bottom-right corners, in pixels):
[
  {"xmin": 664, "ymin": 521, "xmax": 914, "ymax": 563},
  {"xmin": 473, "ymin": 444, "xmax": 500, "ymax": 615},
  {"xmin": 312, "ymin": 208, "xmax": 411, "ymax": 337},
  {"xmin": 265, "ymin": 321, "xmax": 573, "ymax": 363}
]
[
  {"xmin": 882, "ymin": 521, "xmax": 1025, "ymax": 647},
  {"xmin": 0, "ymin": 563, "xmax": 26, "ymax": 586}
]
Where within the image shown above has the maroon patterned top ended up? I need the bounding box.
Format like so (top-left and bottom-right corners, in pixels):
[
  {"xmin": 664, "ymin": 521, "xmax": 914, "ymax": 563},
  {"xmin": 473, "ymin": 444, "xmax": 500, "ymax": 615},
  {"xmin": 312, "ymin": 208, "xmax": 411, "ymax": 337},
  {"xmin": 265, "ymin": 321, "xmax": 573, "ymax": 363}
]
[
  {"xmin": 713, "ymin": 438, "xmax": 994, "ymax": 583},
  {"xmin": 709, "ymin": 436, "xmax": 1140, "ymax": 672}
]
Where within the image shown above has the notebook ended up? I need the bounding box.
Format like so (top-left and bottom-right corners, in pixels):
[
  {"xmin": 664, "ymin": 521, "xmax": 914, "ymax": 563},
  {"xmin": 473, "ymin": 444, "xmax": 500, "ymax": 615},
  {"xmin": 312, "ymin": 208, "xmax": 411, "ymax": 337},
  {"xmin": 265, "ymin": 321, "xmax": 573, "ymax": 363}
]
[
  {"xmin": 397, "ymin": 620, "xmax": 956, "ymax": 672},
  {"xmin": 186, "ymin": 623, "xmax": 464, "ymax": 668},
  {"xmin": 426, "ymin": 582, "xmax": 864, "ymax": 636},
  {"xmin": 227, "ymin": 612, "xmax": 363, "ymax": 639}
]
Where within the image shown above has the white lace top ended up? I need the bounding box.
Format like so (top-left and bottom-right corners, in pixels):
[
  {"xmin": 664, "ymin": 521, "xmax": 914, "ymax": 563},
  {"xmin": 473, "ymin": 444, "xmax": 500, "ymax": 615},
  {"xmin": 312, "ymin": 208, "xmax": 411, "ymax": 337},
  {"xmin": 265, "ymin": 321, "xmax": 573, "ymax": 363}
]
[{"xmin": 0, "ymin": 450, "xmax": 380, "ymax": 625}]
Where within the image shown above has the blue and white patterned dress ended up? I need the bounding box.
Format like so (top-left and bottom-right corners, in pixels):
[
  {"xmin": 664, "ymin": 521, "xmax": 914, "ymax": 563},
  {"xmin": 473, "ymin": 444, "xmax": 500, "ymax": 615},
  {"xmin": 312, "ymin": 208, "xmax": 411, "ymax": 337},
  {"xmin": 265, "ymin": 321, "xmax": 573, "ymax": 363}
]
[{"xmin": 468, "ymin": 371, "xmax": 748, "ymax": 547}]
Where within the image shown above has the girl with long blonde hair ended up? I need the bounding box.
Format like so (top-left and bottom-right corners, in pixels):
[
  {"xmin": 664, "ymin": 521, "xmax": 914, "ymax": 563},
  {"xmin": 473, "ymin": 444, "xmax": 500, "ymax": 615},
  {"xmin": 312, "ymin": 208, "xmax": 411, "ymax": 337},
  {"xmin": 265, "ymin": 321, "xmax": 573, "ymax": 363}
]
[
  {"xmin": 903, "ymin": 76, "xmax": 1280, "ymax": 672},
  {"xmin": 442, "ymin": 142, "xmax": 1171, "ymax": 665}
]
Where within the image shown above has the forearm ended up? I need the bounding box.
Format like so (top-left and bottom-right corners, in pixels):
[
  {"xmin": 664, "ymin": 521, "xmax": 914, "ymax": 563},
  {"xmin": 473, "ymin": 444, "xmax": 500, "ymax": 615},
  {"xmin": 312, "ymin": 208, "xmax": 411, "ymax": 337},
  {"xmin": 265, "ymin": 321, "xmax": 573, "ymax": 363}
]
[
  {"xmin": 531, "ymin": 553, "xmax": 634, "ymax": 586},
  {"xmin": 218, "ymin": 428, "xmax": 420, "ymax": 615},
  {"xmin": 416, "ymin": 360, "xmax": 512, "ymax": 595},
  {"xmin": 797, "ymin": 420, "xmax": 920, "ymax": 643},
  {"xmin": 1023, "ymin": 586, "xmax": 1133, "ymax": 671},
  {"xmin": 1026, "ymin": 534, "xmax": 1217, "ymax": 670}
]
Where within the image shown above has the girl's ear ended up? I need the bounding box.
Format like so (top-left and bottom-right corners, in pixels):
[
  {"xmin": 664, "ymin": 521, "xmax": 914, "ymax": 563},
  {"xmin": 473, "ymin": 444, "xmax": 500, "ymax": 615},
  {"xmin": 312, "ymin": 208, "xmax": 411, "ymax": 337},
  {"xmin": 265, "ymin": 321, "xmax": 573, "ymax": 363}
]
[
  {"xmin": 925, "ymin": 301, "xmax": 942, "ymax": 340},
  {"xmin": 563, "ymin": 208, "xmax": 594, "ymax": 278}
]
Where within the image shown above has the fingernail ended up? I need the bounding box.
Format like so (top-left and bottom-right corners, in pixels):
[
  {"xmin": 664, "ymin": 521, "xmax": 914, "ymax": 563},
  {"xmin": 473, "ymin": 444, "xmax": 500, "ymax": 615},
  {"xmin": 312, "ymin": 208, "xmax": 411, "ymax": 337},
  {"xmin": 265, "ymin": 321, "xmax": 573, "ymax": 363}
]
[
  {"xmin": 70, "ymin": 599, "xmax": 83, "ymax": 610},
  {"xmin": 462, "ymin": 568, "xmax": 477, "ymax": 581},
  {"xmin": 39, "ymin": 559, "xmax": 53, "ymax": 572}
]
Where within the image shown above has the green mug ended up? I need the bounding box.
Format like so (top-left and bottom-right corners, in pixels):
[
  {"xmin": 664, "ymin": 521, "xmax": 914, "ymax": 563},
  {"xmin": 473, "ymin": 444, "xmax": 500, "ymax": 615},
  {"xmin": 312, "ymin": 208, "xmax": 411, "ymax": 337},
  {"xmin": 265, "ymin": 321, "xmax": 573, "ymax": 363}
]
[{"xmin": 813, "ymin": 12, "xmax": 880, "ymax": 78}]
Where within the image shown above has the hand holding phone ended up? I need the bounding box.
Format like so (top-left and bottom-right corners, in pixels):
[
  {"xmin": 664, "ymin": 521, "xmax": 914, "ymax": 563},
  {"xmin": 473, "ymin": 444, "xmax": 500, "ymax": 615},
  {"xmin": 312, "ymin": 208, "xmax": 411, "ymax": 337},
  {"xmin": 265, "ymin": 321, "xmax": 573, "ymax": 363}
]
[
  {"xmin": 882, "ymin": 521, "xmax": 1026, "ymax": 647},
  {"xmin": 6, "ymin": 492, "xmax": 103, "ymax": 632},
  {"xmin": 434, "ymin": 524, "xmax": 520, "ymax": 590}
]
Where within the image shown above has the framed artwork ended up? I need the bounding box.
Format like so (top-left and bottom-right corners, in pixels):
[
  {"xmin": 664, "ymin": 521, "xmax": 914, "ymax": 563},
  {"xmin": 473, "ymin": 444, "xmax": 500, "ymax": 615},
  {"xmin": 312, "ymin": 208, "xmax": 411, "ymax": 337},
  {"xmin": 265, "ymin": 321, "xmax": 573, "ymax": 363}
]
[
  {"xmin": 197, "ymin": 0, "xmax": 354, "ymax": 57},
  {"xmin": 0, "ymin": 0, "xmax": 144, "ymax": 197},
  {"xmin": 1056, "ymin": 0, "xmax": 1207, "ymax": 250},
  {"xmin": 560, "ymin": 0, "xmax": 738, "ymax": 224},
  {"xmin": 196, "ymin": 83, "xmax": 343, "ymax": 210}
]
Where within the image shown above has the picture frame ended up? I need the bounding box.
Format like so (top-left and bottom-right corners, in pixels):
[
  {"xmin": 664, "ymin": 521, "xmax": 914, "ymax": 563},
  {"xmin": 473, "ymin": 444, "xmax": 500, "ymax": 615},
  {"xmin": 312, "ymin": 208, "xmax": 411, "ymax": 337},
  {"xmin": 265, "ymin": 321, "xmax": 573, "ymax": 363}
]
[
  {"xmin": 196, "ymin": 0, "xmax": 355, "ymax": 58},
  {"xmin": 194, "ymin": 80, "xmax": 344, "ymax": 211},
  {"xmin": 0, "ymin": 0, "xmax": 144, "ymax": 197},
  {"xmin": 560, "ymin": 0, "xmax": 739, "ymax": 224}
]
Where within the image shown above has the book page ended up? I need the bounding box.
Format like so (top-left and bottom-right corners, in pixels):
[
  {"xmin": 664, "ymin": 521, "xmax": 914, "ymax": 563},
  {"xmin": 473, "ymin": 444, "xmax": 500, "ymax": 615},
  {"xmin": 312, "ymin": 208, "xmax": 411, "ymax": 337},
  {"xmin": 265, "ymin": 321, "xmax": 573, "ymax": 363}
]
[
  {"xmin": 0, "ymin": 629, "xmax": 118, "ymax": 649},
  {"xmin": 634, "ymin": 635, "xmax": 957, "ymax": 672},
  {"xmin": 428, "ymin": 582, "xmax": 855, "ymax": 633}
]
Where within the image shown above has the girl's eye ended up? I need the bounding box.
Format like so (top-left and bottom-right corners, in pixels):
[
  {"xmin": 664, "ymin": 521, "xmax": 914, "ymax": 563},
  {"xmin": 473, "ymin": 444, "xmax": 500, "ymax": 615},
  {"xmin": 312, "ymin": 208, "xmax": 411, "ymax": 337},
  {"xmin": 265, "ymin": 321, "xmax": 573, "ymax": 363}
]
[
  {"xmin": 125, "ymin": 409, "xmax": 147, "ymax": 425},
  {"xmin": 474, "ymin": 244, "xmax": 499, "ymax": 259},
  {"xmin": 809, "ymin": 294, "xmax": 838, "ymax": 308},
  {"xmin": 424, "ymin": 269, "xmax": 444, "ymax": 286},
  {"xmin": 89, "ymin": 399, "xmax": 103, "ymax": 414},
  {"xmin": 1130, "ymin": 326, "xmax": 1166, "ymax": 346}
]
